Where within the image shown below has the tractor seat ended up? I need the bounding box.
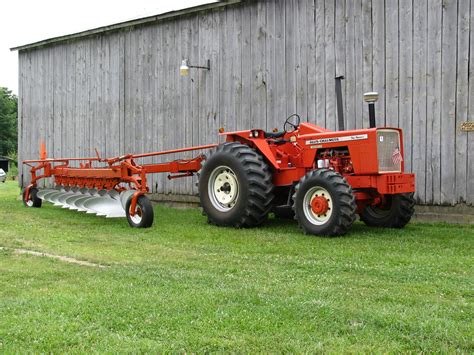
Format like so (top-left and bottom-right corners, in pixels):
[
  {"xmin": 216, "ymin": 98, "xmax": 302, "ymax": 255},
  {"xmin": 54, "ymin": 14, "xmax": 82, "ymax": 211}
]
[{"xmin": 264, "ymin": 131, "xmax": 285, "ymax": 139}]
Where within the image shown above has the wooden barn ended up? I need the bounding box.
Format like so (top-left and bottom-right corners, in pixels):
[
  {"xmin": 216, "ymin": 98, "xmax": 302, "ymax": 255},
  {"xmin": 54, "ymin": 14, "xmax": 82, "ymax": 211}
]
[{"xmin": 12, "ymin": 0, "xmax": 474, "ymax": 209}]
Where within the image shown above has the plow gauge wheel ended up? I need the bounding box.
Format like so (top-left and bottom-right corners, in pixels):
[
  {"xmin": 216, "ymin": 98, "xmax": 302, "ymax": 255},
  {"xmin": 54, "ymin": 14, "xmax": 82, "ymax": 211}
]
[{"xmin": 125, "ymin": 195, "xmax": 154, "ymax": 228}]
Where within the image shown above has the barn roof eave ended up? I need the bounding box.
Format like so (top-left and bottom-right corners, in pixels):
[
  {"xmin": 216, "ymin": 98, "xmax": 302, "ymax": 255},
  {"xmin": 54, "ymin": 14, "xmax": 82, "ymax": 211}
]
[{"xmin": 10, "ymin": 0, "xmax": 242, "ymax": 52}]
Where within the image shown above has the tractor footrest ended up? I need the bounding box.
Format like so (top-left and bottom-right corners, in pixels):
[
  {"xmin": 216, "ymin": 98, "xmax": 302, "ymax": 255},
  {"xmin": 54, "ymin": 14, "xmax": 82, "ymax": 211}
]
[{"xmin": 346, "ymin": 173, "xmax": 415, "ymax": 194}]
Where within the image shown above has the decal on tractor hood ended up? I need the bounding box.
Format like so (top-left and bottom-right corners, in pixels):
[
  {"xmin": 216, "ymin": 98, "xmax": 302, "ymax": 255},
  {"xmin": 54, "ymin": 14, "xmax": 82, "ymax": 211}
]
[{"xmin": 305, "ymin": 134, "xmax": 368, "ymax": 145}]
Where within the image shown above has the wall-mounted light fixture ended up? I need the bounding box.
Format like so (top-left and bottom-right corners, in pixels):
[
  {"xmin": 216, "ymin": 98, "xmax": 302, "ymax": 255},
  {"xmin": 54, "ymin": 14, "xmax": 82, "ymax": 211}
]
[{"xmin": 180, "ymin": 59, "xmax": 210, "ymax": 76}]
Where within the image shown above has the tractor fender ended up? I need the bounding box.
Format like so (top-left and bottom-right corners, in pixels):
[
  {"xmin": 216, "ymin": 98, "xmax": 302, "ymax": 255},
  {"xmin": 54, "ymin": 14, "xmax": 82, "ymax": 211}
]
[
  {"xmin": 223, "ymin": 131, "xmax": 280, "ymax": 170},
  {"xmin": 251, "ymin": 139, "xmax": 279, "ymax": 170}
]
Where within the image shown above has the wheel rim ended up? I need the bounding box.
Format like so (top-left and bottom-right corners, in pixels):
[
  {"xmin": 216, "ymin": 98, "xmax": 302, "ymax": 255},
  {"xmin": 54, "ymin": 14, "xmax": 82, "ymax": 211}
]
[
  {"xmin": 208, "ymin": 166, "xmax": 239, "ymax": 212},
  {"xmin": 130, "ymin": 206, "xmax": 143, "ymax": 224},
  {"xmin": 26, "ymin": 199, "xmax": 33, "ymax": 207},
  {"xmin": 303, "ymin": 186, "xmax": 333, "ymax": 225}
]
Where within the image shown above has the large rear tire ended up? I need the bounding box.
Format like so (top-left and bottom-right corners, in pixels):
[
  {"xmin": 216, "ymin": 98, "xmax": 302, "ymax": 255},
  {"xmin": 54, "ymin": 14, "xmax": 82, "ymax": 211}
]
[
  {"xmin": 199, "ymin": 142, "xmax": 274, "ymax": 227},
  {"xmin": 292, "ymin": 169, "xmax": 356, "ymax": 236},
  {"xmin": 359, "ymin": 193, "xmax": 415, "ymax": 228}
]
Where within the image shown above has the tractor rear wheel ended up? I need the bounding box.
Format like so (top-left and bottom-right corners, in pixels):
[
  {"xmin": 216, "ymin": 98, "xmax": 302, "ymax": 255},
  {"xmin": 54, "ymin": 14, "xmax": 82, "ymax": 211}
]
[
  {"xmin": 292, "ymin": 169, "xmax": 356, "ymax": 236},
  {"xmin": 23, "ymin": 187, "xmax": 42, "ymax": 208},
  {"xmin": 199, "ymin": 142, "xmax": 274, "ymax": 227},
  {"xmin": 359, "ymin": 193, "xmax": 415, "ymax": 228}
]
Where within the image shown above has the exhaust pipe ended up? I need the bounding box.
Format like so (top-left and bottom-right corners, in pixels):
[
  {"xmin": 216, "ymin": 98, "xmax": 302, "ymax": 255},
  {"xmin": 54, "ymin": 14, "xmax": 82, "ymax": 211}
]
[
  {"xmin": 335, "ymin": 76, "xmax": 345, "ymax": 131},
  {"xmin": 363, "ymin": 92, "xmax": 379, "ymax": 128}
]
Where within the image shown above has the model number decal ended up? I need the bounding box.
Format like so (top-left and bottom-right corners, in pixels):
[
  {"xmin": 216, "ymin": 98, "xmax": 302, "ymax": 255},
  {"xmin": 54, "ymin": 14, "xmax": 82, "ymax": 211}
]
[{"xmin": 305, "ymin": 134, "xmax": 368, "ymax": 145}]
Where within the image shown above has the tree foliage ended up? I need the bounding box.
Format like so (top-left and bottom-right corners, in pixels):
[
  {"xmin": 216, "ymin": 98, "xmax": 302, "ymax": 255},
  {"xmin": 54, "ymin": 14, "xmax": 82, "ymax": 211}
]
[{"xmin": 0, "ymin": 87, "xmax": 17, "ymax": 156}]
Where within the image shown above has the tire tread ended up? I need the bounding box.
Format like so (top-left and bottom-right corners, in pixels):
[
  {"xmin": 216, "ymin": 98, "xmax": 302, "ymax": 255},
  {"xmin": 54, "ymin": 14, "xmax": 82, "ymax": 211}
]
[
  {"xmin": 292, "ymin": 169, "xmax": 356, "ymax": 236},
  {"xmin": 200, "ymin": 142, "xmax": 274, "ymax": 228}
]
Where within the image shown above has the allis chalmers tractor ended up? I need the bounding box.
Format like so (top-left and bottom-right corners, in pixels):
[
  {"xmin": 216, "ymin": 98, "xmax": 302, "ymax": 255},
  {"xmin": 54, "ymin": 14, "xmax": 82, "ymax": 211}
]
[{"xmin": 22, "ymin": 91, "xmax": 415, "ymax": 236}]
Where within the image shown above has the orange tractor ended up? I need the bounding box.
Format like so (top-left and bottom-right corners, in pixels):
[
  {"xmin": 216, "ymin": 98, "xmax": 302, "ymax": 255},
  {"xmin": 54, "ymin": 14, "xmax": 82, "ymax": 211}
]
[{"xmin": 23, "ymin": 91, "xmax": 415, "ymax": 236}]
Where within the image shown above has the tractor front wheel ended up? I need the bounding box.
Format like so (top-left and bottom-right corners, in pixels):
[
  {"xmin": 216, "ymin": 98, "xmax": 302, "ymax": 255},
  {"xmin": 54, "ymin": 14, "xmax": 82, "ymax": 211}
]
[
  {"xmin": 359, "ymin": 193, "xmax": 415, "ymax": 228},
  {"xmin": 199, "ymin": 142, "xmax": 274, "ymax": 227},
  {"xmin": 22, "ymin": 187, "xmax": 42, "ymax": 208},
  {"xmin": 125, "ymin": 195, "xmax": 154, "ymax": 228},
  {"xmin": 292, "ymin": 169, "xmax": 356, "ymax": 236}
]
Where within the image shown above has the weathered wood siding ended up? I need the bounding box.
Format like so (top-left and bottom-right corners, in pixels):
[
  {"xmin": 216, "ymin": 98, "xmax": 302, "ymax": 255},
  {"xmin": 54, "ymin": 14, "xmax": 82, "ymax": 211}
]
[{"xmin": 18, "ymin": 0, "xmax": 474, "ymax": 205}]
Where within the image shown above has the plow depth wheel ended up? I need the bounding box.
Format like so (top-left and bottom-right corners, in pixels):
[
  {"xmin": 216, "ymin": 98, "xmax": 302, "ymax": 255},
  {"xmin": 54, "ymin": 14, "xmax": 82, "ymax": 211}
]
[
  {"xmin": 199, "ymin": 142, "xmax": 274, "ymax": 228},
  {"xmin": 125, "ymin": 195, "xmax": 154, "ymax": 228},
  {"xmin": 293, "ymin": 169, "xmax": 356, "ymax": 236},
  {"xmin": 22, "ymin": 187, "xmax": 42, "ymax": 208}
]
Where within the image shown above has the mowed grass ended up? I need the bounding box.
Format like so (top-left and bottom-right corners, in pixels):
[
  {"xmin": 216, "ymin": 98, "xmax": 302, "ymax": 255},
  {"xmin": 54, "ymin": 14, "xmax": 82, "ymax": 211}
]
[{"xmin": 0, "ymin": 181, "xmax": 472, "ymax": 352}]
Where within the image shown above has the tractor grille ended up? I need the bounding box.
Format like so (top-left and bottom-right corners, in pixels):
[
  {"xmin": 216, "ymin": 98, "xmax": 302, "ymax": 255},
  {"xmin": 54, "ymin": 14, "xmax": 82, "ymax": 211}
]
[{"xmin": 377, "ymin": 129, "xmax": 402, "ymax": 173}]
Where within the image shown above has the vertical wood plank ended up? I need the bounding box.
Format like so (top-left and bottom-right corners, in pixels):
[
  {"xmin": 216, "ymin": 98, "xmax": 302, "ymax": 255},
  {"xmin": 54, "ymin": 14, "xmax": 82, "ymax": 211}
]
[
  {"xmin": 89, "ymin": 38, "xmax": 100, "ymax": 158},
  {"xmin": 467, "ymin": 0, "xmax": 474, "ymax": 205},
  {"xmin": 307, "ymin": 0, "xmax": 317, "ymax": 123},
  {"xmin": 74, "ymin": 40, "xmax": 84, "ymax": 162},
  {"xmin": 190, "ymin": 16, "xmax": 201, "ymax": 195},
  {"xmin": 372, "ymin": 0, "xmax": 385, "ymax": 124},
  {"xmin": 455, "ymin": 0, "xmax": 470, "ymax": 204},
  {"xmin": 361, "ymin": 0, "xmax": 372, "ymax": 129},
  {"xmin": 296, "ymin": 0, "xmax": 308, "ymax": 119},
  {"xmin": 324, "ymin": 0, "xmax": 336, "ymax": 130},
  {"xmin": 251, "ymin": 1, "xmax": 267, "ymax": 128},
  {"xmin": 315, "ymin": 0, "xmax": 326, "ymax": 126},
  {"xmin": 345, "ymin": 0, "xmax": 356, "ymax": 130},
  {"xmin": 426, "ymin": 0, "xmax": 443, "ymax": 204},
  {"xmin": 265, "ymin": 0, "xmax": 277, "ymax": 129},
  {"xmin": 124, "ymin": 30, "xmax": 133, "ymax": 156},
  {"xmin": 180, "ymin": 17, "xmax": 193, "ymax": 194},
  {"xmin": 211, "ymin": 11, "xmax": 221, "ymax": 138},
  {"xmin": 52, "ymin": 45, "xmax": 62, "ymax": 159},
  {"xmin": 271, "ymin": 0, "xmax": 286, "ymax": 128},
  {"xmin": 440, "ymin": 0, "xmax": 457, "ymax": 204},
  {"xmin": 24, "ymin": 51, "xmax": 31, "ymax": 183},
  {"xmin": 219, "ymin": 8, "xmax": 231, "ymax": 132},
  {"xmin": 399, "ymin": 0, "xmax": 413, "ymax": 172},
  {"xmin": 334, "ymin": 0, "xmax": 345, "ymax": 127},
  {"xmin": 241, "ymin": 4, "xmax": 252, "ymax": 128},
  {"xmin": 156, "ymin": 23, "xmax": 166, "ymax": 194},
  {"xmin": 412, "ymin": 0, "xmax": 428, "ymax": 203},
  {"xmin": 66, "ymin": 43, "xmax": 76, "ymax": 161},
  {"xmin": 198, "ymin": 12, "xmax": 212, "ymax": 145},
  {"xmin": 111, "ymin": 34, "xmax": 121, "ymax": 158},
  {"xmin": 119, "ymin": 33, "xmax": 126, "ymax": 155},
  {"xmin": 385, "ymin": 0, "xmax": 399, "ymax": 128},
  {"xmin": 162, "ymin": 21, "xmax": 172, "ymax": 193},
  {"xmin": 17, "ymin": 53, "xmax": 23, "ymax": 185},
  {"xmin": 37, "ymin": 48, "xmax": 45, "ymax": 162},
  {"xmin": 285, "ymin": 0, "xmax": 297, "ymax": 116},
  {"xmin": 354, "ymin": 0, "xmax": 364, "ymax": 129}
]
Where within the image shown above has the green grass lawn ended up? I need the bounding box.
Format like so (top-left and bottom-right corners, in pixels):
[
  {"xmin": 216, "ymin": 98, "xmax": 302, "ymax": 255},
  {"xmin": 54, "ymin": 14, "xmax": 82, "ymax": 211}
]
[{"xmin": 0, "ymin": 181, "xmax": 472, "ymax": 352}]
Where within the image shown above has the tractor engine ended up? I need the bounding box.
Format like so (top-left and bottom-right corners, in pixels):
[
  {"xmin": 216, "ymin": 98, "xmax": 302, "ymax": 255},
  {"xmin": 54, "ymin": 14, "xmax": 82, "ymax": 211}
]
[{"xmin": 316, "ymin": 148, "xmax": 353, "ymax": 174}]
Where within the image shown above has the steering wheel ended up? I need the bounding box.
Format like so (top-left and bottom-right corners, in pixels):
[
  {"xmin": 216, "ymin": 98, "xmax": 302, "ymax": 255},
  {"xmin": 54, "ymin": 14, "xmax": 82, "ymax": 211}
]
[{"xmin": 284, "ymin": 114, "xmax": 301, "ymax": 133}]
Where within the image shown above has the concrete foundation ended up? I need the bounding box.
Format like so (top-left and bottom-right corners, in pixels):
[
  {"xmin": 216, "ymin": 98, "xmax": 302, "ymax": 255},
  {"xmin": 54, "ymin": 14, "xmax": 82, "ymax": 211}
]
[
  {"xmin": 149, "ymin": 194, "xmax": 474, "ymax": 224},
  {"xmin": 413, "ymin": 204, "xmax": 474, "ymax": 224}
]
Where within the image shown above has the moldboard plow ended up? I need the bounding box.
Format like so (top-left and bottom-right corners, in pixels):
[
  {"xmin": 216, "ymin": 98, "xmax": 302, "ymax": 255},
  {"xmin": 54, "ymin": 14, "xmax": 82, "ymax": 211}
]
[{"xmin": 22, "ymin": 143, "xmax": 216, "ymax": 227}]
